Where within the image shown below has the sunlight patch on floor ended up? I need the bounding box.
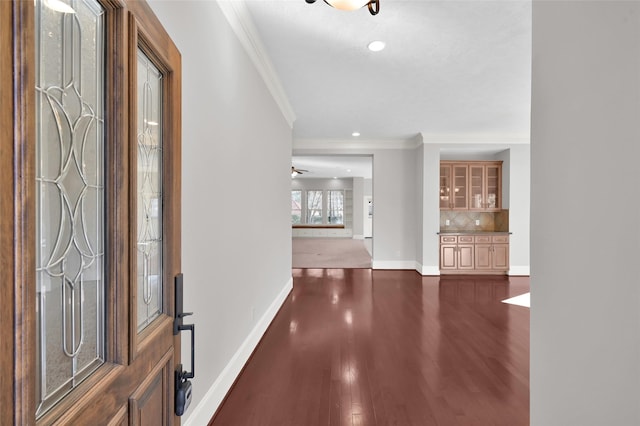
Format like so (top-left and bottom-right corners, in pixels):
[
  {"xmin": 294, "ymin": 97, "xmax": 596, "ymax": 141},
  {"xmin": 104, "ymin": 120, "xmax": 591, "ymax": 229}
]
[{"xmin": 502, "ymin": 292, "xmax": 530, "ymax": 308}]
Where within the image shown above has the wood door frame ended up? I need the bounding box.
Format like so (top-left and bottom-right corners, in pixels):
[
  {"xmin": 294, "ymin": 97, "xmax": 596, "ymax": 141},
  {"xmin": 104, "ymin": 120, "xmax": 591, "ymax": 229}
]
[
  {"xmin": 127, "ymin": 4, "xmax": 182, "ymax": 361},
  {"xmin": 1, "ymin": 0, "xmax": 182, "ymax": 423},
  {"xmin": 2, "ymin": 1, "xmax": 37, "ymax": 424},
  {"xmin": 0, "ymin": 3, "xmax": 13, "ymax": 422}
]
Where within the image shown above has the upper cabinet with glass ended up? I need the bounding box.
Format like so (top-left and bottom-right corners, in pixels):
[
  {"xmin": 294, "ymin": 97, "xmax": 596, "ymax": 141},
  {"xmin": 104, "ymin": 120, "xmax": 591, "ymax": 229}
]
[
  {"xmin": 440, "ymin": 163, "xmax": 469, "ymax": 210},
  {"xmin": 440, "ymin": 161, "xmax": 502, "ymax": 211}
]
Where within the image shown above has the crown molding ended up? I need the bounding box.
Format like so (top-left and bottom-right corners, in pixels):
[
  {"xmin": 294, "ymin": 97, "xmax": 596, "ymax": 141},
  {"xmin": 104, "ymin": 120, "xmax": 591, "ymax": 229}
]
[
  {"xmin": 217, "ymin": 0, "xmax": 296, "ymax": 127},
  {"xmin": 293, "ymin": 137, "xmax": 422, "ymax": 151},
  {"xmin": 420, "ymin": 133, "xmax": 530, "ymax": 144},
  {"xmin": 293, "ymin": 133, "xmax": 530, "ymax": 151}
]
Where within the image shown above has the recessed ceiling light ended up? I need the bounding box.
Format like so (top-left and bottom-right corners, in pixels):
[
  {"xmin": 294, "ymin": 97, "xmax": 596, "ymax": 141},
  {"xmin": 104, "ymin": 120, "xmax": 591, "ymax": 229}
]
[
  {"xmin": 367, "ymin": 40, "xmax": 385, "ymax": 52},
  {"xmin": 347, "ymin": 169, "xmax": 352, "ymax": 172},
  {"xmin": 352, "ymin": 132, "xmax": 360, "ymax": 137}
]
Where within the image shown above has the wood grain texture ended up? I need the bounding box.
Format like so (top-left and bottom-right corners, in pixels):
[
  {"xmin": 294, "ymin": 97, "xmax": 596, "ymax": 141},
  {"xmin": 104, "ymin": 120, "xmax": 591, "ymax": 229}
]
[
  {"xmin": 10, "ymin": 1, "xmax": 38, "ymax": 423},
  {"xmin": 0, "ymin": 3, "xmax": 15, "ymax": 424},
  {"xmin": 210, "ymin": 270, "xmax": 530, "ymax": 426},
  {"xmin": 129, "ymin": 349, "xmax": 173, "ymax": 426},
  {"xmin": 104, "ymin": 0, "xmax": 130, "ymax": 367}
]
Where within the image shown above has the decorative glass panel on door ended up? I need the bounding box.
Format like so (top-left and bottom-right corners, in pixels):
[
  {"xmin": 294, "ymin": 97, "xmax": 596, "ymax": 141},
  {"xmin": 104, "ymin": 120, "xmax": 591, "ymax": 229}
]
[
  {"xmin": 136, "ymin": 49, "xmax": 164, "ymax": 332},
  {"xmin": 35, "ymin": 0, "xmax": 105, "ymax": 417}
]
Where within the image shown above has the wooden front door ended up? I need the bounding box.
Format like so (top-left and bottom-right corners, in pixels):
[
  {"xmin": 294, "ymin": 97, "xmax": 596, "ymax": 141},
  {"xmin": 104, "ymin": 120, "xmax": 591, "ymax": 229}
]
[{"xmin": 1, "ymin": 0, "xmax": 182, "ymax": 424}]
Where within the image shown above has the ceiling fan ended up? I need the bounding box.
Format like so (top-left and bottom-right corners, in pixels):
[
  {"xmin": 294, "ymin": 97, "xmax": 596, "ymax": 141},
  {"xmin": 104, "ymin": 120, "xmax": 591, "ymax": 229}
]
[
  {"xmin": 291, "ymin": 166, "xmax": 308, "ymax": 177},
  {"xmin": 305, "ymin": 0, "xmax": 380, "ymax": 16}
]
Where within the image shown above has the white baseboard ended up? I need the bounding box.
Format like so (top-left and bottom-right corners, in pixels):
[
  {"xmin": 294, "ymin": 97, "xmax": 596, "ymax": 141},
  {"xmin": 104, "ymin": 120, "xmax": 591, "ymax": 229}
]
[
  {"xmin": 509, "ymin": 265, "xmax": 530, "ymax": 276},
  {"xmin": 372, "ymin": 260, "xmax": 417, "ymax": 270},
  {"xmin": 417, "ymin": 264, "xmax": 440, "ymax": 276},
  {"xmin": 352, "ymin": 234, "xmax": 364, "ymax": 240},
  {"xmin": 182, "ymin": 277, "xmax": 293, "ymax": 426}
]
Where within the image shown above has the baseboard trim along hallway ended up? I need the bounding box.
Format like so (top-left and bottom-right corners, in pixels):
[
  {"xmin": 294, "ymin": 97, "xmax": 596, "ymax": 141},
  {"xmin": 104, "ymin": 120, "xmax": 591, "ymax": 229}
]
[
  {"xmin": 417, "ymin": 263, "xmax": 440, "ymax": 276},
  {"xmin": 371, "ymin": 260, "xmax": 418, "ymax": 270},
  {"xmin": 182, "ymin": 277, "xmax": 293, "ymax": 426}
]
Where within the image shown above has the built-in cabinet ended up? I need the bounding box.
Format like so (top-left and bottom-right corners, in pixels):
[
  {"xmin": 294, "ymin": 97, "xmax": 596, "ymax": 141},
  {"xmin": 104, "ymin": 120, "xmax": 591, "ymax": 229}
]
[
  {"xmin": 473, "ymin": 235, "xmax": 509, "ymax": 271},
  {"xmin": 441, "ymin": 161, "xmax": 502, "ymax": 211},
  {"xmin": 439, "ymin": 234, "xmax": 509, "ymax": 274},
  {"xmin": 440, "ymin": 235, "xmax": 474, "ymax": 270}
]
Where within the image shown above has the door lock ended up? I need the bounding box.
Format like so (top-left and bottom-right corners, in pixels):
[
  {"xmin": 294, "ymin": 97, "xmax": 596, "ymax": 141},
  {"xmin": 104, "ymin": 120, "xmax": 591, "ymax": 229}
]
[{"xmin": 174, "ymin": 273, "xmax": 195, "ymax": 416}]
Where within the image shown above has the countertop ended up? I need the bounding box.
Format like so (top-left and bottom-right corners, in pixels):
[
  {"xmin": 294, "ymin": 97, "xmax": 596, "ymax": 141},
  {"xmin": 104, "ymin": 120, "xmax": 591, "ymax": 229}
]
[{"xmin": 437, "ymin": 230, "xmax": 511, "ymax": 235}]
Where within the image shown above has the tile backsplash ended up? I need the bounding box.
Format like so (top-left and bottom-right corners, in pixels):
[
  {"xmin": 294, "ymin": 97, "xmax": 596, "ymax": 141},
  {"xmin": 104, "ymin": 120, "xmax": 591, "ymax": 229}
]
[{"xmin": 440, "ymin": 210, "xmax": 509, "ymax": 232}]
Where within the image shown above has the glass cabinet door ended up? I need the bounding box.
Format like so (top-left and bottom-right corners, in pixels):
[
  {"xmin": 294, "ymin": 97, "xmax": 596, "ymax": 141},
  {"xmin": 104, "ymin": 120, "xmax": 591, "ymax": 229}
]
[
  {"xmin": 452, "ymin": 165, "xmax": 468, "ymax": 209},
  {"xmin": 485, "ymin": 165, "xmax": 500, "ymax": 210},
  {"xmin": 469, "ymin": 165, "xmax": 484, "ymax": 209},
  {"xmin": 440, "ymin": 161, "xmax": 501, "ymax": 211},
  {"xmin": 439, "ymin": 165, "xmax": 451, "ymax": 209}
]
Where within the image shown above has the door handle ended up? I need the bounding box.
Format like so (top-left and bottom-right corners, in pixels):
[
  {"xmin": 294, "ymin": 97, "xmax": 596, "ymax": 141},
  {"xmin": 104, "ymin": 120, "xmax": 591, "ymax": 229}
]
[{"xmin": 174, "ymin": 273, "xmax": 195, "ymax": 416}]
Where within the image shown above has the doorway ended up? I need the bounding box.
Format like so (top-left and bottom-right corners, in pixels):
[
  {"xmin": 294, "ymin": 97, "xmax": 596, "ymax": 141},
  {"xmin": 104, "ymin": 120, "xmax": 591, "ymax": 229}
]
[{"xmin": 291, "ymin": 155, "xmax": 373, "ymax": 268}]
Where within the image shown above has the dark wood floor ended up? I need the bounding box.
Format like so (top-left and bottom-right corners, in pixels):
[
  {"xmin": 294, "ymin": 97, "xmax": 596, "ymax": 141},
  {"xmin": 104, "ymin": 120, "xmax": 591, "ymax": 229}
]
[{"xmin": 209, "ymin": 270, "xmax": 530, "ymax": 426}]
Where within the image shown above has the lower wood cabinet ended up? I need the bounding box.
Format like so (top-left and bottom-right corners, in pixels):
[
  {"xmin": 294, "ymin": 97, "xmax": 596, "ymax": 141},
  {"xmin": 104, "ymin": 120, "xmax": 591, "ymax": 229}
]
[
  {"xmin": 439, "ymin": 234, "xmax": 509, "ymax": 274},
  {"xmin": 440, "ymin": 235, "xmax": 474, "ymax": 271}
]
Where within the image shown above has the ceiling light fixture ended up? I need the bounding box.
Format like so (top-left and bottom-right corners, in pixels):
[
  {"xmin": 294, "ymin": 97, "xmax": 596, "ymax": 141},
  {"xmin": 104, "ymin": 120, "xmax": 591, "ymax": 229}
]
[
  {"xmin": 352, "ymin": 132, "xmax": 360, "ymax": 137},
  {"xmin": 305, "ymin": 0, "xmax": 380, "ymax": 16},
  {"xmin": 367, "ymin": 40, "xmax": 385, "ymax": 52}
]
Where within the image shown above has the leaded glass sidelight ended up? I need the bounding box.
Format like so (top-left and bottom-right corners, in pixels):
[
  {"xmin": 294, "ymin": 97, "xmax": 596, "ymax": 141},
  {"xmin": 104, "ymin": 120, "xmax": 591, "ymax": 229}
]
[
  {"xmin": 35, "ymin": 0, "xmax": 105, "ymax": 418},
  {"xmin": 136, "ymin": 49, "xmax": 163, "ymax": 332}
]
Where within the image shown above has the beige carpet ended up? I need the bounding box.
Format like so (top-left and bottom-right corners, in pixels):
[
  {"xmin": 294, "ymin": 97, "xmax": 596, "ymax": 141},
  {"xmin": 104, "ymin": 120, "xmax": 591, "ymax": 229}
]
[{"xmin": 292, "ymin": 238, "xmax": 372, "ymax": 268}]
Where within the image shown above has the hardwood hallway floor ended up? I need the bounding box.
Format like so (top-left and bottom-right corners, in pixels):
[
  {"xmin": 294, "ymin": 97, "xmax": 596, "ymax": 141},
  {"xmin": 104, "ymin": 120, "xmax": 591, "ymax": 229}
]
[{"xmin": 209, "ymin": 270, "xmax": 530, "ymax": 426}]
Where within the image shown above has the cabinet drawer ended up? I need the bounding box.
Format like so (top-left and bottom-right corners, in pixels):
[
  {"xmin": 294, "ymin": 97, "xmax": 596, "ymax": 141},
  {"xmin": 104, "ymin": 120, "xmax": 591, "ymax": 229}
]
[
  {"xmin": 474, "ymin": 236, "xmax": 491, "ymax": 243},
  {"xmin": 440, "ymin": 236, "xmax": 457, "ymax": 243},
  {"xmin": 458, "ymin": 235, "xmax": 473, "ymax": 243},
  {"xmin": 492, "ymin": 235, "xmax": 509, "ymax": 243}
]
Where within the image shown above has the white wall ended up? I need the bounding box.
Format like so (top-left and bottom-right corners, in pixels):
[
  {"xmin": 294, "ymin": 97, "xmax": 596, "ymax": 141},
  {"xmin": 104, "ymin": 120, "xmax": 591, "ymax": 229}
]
[
  {"xmin": 415, "ymin": 143, "xmax": 424, "ymax": 265},
  {"xmin": 148, "ymin": 1, "xmax": 293, "ymax": 424},
  {"xmin": 531, "ymin": 2, "xmax": 640, "ymax": 425},
  {"xmin": 364, "ymin": 178, "xmax": 372, "ymax": 196},
  {"xmin": 372, "ymin": 149, "xmax": 418, "ymax": 269},
  {"xmin": 505, "ymin": 145, "xmax": 529, "ymax": 275},
  {"xmin": 420, "ymin": 143, "xmax": 441, "ymax": 275}
]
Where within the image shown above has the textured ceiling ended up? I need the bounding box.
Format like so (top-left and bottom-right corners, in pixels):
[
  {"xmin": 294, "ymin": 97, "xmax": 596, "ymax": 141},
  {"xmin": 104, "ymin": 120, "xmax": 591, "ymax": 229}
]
[{"xmin": 244, "ymin": 0, "xmax": 532, "ymax": 141}]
